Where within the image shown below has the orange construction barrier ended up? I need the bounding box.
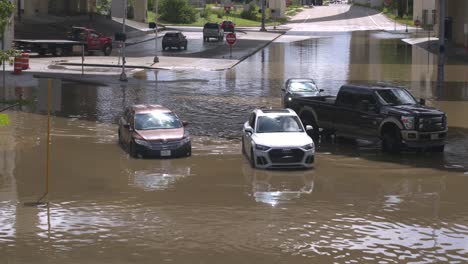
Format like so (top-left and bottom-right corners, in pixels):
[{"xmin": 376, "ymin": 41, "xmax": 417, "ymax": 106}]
[
  {"xmin": 21, "ymin": 52, "xmax": 29, "ymax": 70},
  {"xmin": 13, "ymin": 56, "xmax": 22, "ymax": 74}
]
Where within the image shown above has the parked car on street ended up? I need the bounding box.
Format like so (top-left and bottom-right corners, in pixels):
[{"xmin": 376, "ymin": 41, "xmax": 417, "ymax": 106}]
[
  {"xmin": 287, "ymin": 84, "xmax": 448, "ymax": 153},
  {"xmin": 162, "ymin": 31, "xmax": 188, "ymax": 50},
  {"xmin": 221, "ymin": 20, "xmax": 235, "ymax": 32},
  {"xmin": 118, "ymin": 105, "xmax": 191, "ymax": 158},
  {"xmin": 14, "ymin": 26, "xmax": 113, "ymax": 56},
  {"xmin": 282, "ymin": 78, "xmax": 324, "ymax": 108},
  {"xmin": 242, "ymin": 108, "xmax": 315, "ymax": 169},
  {"xmin": 203, "ymin": 22, "xmax": 224, "ymax": 42}
]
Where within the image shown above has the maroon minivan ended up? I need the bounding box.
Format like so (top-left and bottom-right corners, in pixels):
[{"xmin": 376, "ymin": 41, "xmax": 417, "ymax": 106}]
[{"xmin": 118, "ymin": 105, "xmax": 191, "ymax": 158}]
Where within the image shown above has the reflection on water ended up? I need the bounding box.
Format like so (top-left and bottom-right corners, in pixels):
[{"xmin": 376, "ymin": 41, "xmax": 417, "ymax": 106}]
[
  {"xmin": 1, "ymin": 30, "xmax": 468, "ymax": 263},
  {"xmin": 242, "ymin": 164, "xmax": 314, "ymax": 206}
]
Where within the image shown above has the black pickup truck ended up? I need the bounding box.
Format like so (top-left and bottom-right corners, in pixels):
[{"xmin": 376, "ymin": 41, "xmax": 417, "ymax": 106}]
[{"xmin": 286, "ymin": 84, "xmax": 448, "ymax": 153}]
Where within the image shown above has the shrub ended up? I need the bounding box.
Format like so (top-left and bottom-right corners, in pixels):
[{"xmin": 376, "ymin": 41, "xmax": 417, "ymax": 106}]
[
  {"xmin": 240, "ymin": 4, "xmax": 258, "ymax": 20},
  {"xmin": 159, "ymin": 0, "xmax": 197, "ymax": 24}
]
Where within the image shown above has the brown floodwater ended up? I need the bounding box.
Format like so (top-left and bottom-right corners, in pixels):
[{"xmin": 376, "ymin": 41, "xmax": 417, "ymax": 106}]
[{"xmin": 1, "ymin": 30, "xmax": 468, "ymax": 263}]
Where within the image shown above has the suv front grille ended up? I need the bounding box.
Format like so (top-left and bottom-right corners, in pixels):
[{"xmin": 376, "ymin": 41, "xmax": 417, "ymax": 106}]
[
  {"xmin": 269, "ymin": 148, "xmax": 304, "ymax": 164},
  {"xmin": 418, "ymin": 115, "xmax": 446, "ymax": 132}
]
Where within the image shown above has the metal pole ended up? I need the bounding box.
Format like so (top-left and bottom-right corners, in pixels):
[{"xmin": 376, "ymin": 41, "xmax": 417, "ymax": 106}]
[
  {"xmin": 405, "ymin": 0, "xmax": 408, "ymax": 33},
  {"xmin": 81, "ymin": 44, "xmax": 84, "ymax": 76},
  {"xmin": 120, "ymin": 0, "xmax": 128, "ymax": 82},
  {"xmin": 154, "ymin": 0, "xmax": 159, "ymax": 63},
  {"xmin": 45, "ymin": 79, "xmax": 51, "ymax": 196},
  {"xmin": 260, "ymin": 0, "xmax": 266, "ymax": 32},
  {"xmin": 436, "ymin": 0, "xmax": 445, "ymax": 98}
]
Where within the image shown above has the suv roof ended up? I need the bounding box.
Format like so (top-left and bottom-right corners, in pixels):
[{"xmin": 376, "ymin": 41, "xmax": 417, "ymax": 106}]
[
  {"xmin": 255, "ymin": 108, "xmax": 296, "ymax": 116},
  {"xmin": 130, "ymin": 104, "xmax": 171, "ymax": 114},
  {"xmin": 204, "ymin": 22, "xmax": 220, "ymax": 28}
]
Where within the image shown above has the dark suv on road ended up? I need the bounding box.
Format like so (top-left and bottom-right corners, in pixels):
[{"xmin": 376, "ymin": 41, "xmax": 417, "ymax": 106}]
[
  {"xmin": 162, "ymin": 31, "xmax": 187, "ymax": 50},
  {"xmin": 203, "ymin": 22, "xmax": 224, "ymax": 42}
]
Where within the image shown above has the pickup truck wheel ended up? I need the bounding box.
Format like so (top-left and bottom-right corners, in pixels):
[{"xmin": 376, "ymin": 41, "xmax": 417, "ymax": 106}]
[
  {"xmin": 431, "ymin": 145, "xmax": 445, "ymax": 153},
  {"xmin": 103, "ymin": 45, "xmax": 112, "ymax": 56},
  {"xmin": 53, "ymin": 47, "xmax": 64, "ymax": 57},
  {"xmin": 250, "ymin": 149, "xmax": 256, "ymax": 168},
  {"xmin": 382, "ymin": 129, "xmax": 402, "ymax": 154}
]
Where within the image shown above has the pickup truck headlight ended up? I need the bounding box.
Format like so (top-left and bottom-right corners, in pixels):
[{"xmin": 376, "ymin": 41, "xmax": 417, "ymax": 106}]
[
  {"xmin": 401, "ymin": 116, "xmax": 414, "ymax": 130},
  {"xmin": 302, "ymin": 143, "xmax": 314, "ymax": 151},
  {"xmin": 134, "ymin": 139, "xmax": 151, "ymax": 147},
  {"xmin": 255, "ymin": 144, "xmax": 270, "ymax": 151}
]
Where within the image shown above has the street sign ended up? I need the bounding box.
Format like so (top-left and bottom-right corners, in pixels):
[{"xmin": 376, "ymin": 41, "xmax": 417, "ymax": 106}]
[
  {"xmin": 414, "ymin": 19, "xmax": 421, "ymax": 27},
  {"xmin": 226, "ymin": 33, "xmax": 237, "ymax": 45}
]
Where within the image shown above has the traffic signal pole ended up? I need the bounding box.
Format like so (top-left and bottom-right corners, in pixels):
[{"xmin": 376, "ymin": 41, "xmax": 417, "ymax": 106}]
[{"xmin": 260, "ymin": 0, "xmax": 267, "ymax": 32}]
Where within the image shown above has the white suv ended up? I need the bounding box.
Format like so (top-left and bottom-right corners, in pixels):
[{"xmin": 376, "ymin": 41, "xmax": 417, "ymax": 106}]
[{"xmin": 241, "ymin": 108, "xmax": 315, "ymax": 169}]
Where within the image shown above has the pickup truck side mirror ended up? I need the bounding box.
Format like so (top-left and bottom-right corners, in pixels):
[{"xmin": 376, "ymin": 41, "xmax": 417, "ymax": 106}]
[
  {"xmin": 244, "ymin": 127, "xmax": 253, "ymax": 134},
  {"xmin": 305, "ymin": 125, "xmax": 314, "ymax": 131},
  {"xmin": 419, "ymin": 98, "xmax": 426, "ymax": 106},
  {"xmin": 319, "ymin": 89, "xmax": 324, "ymax": 93}
]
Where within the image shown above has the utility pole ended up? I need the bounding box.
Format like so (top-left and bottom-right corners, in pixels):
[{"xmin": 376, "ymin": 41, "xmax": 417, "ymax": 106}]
[
  {"xmin": 260, "ymin": 0, "xmax": 266, "ymax": 32},
  {"xmin": 154, "ymin": 0, "xmax": 159, "ymax": 63},
  {"xmin": 405, "ymin": 0, "xmax": 408, "ymax": 33},
  {"xmin": 120, "ymin": 0, "xmax": 128, "ymax": 82},
  {"xmin": 436, "ymin": 0, "xmax": 445, "ymax": 98}
]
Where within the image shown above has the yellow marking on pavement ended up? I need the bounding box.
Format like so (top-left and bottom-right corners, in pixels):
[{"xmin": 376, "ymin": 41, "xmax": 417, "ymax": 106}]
[{"xmin": 0, "ymin": 114, "xmax": 10, "ymax": 126}]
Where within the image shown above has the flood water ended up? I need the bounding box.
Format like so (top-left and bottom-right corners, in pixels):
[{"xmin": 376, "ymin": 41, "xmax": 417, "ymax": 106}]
[{"xmin": 1, "ymin": 30, "xmax": 468, "ymax": 263}]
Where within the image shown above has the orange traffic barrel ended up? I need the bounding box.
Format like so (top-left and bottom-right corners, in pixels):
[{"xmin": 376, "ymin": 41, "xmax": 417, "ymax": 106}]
[
  {"xmin": 13, "ymin": 56, "xmax": 22, "ymax": 74},
  {"xmin": 21, "ymin": 52, "xmax": 29, "ymax": 70}
]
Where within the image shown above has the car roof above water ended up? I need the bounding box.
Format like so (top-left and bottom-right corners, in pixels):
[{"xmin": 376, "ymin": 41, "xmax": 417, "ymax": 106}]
[
  {"xmin": 255, "ymin": 108, "xmax": 296, "ymax": 116},
  {"xmin": 131, "ymin": 104, "xmax": 171, "ymax": 114}
]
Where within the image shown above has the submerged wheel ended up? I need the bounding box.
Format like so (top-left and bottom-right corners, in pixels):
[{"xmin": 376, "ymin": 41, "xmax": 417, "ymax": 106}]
[
  {"xmin": 103, "ymin": 45, "xmax": 112, "ymax": 56},
  {"xmin": 250, "ymin": 148, "xmax": 256, "ymax": 168},
  {"xmin": 129, "ymin": 142, "xmax": 139, "ymax": 158},
  {"xmin": 382, "ymin": 128, "xmax": 402, "ymax": 154}
]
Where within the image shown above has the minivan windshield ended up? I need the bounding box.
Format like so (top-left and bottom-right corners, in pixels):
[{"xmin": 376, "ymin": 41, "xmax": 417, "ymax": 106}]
[
  {"xmin": 135, "ymin": 112, "xmax": 182, "ymax": 130},
  {"xmin": 375, "ymin": 88, "xmax": 417, "ymax": 105},
  {"xmin": 256, "ymin": 115, "xmax": 304, "ymax": 133}
]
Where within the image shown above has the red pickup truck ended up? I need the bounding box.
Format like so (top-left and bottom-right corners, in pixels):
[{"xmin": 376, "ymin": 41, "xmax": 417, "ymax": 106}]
[{"xmin": 14, "ymin": 27, "xmax": 113, "ymax": 57}]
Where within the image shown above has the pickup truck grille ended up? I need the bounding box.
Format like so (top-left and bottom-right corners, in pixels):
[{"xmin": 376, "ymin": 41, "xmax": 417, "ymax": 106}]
[
  {"xmin": 269, "ymin": 149, "xmax": 304, "ymax": 164},
  {"xmin": 418, "ymin": 116, "xmax": 446, "ymax": 132}
]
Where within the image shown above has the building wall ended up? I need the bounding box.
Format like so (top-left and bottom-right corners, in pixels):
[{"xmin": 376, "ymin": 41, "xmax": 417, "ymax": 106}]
[
  {"xmin": 435, "ymin": 0, "xmax": 468, "ymax": 46},
  {"xmin": 353, "ymin": 0, "xmax": 383, "ymax": 8},
  {"xmin": 413, "ymin": 0, "xmax": 436, "ymax": 26}
]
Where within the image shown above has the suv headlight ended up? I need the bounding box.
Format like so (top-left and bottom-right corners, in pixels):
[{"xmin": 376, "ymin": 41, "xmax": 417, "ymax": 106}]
[
  {"xmin": 134, "ymin": 139, "xmax": 151, "ymax": 147},
  {"xmin": 302, "ymin": 143, "xmax": 314, "ymax": 151},
  {"xmin": 255, "ymin": 144, "xmax": 270, "ymax": 151},
  {"xmin": 401, "ymin": 116, "xmax": 414, "ymax": 130}
]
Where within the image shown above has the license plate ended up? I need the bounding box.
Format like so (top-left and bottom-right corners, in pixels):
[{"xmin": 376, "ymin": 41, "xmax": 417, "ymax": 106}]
[
  {"xmin": 160, "ymin": 150, "xmax": 171, "ymax": 157},
  {"xmin": 431, "ymin": 134, "xmax": 439, "ymax": 140}
]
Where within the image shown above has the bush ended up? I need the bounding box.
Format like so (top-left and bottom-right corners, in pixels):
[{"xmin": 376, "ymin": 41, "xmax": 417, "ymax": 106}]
[
  {"xmin": 240, "ymin": 4, "xmax": 258, "ymax": 20},
  {"xmin": 159, "ymin": 0, "xmax": 197, "ymax": 24}
]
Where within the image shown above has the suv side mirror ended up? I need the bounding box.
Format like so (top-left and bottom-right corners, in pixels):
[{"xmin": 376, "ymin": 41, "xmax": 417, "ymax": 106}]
[
  {"xmin": 419, "ymin": 98, "xmax": 426, "ymax": 106},
  {"xmin": 244, "ymin": 127, "xmax": 253, "ymax": 134},
  {"xmin": 306, "ymin": 125, "xmax": 314, "ymax": 131}
]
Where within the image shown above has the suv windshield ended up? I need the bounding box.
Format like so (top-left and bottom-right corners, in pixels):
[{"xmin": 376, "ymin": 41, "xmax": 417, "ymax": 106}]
[
  {"xmin": 289, "ymin": 81, "xmax": 318, "ymax": 92},
  {"xmin": 164, "ymin": 33, "xmax": 178, "ymax": 38},
  {"xmin": 256, "ymin": 115, "xmax": 304, "ymax": 133},
  {"xmin": 135, "ymin": 112, "xmax": 182, "ymax": 130},
  {"xmin": 375, "ymin": 88, "xmax": 417, "ymax": 105}
]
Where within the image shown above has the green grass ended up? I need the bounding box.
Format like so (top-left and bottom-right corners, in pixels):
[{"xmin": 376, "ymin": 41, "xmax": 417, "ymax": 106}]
[
  {"xmin": 148, "ymin": 10, "xmax": 287, "ymax": 27},
  {"xmin": 381, "ymin": 7, "xmax": 415, "ymax": 27}
]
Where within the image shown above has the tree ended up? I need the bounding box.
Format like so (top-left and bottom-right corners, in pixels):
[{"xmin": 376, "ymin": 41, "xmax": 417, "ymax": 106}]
[
  {"xmin": 0, "ymin": 1, "xmax": 18, "ymax": 91},
  {"xmin": 159, "ymin": 0, "xmax": 196, "ymax": 24}
]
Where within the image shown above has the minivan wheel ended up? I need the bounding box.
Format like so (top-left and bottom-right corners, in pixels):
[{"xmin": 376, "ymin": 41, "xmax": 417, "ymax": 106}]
[{"xmin": 129, "ymin": 142, "xmax": 139, "ymax": 158}]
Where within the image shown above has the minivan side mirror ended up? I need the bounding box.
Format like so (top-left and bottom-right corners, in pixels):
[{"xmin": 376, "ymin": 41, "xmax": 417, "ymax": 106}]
[{"xmin": 419, "ymin": 98, "xmax": 426, "ymax": 106}]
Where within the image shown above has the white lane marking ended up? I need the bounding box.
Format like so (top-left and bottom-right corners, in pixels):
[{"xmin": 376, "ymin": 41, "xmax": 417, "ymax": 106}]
[
  {"xmin": 367, "ymin": 12, "xmax": 380, "ymax": 29},
  {"xmin": 304, "ymin": 15, "xmax": 311, "ymax": 24}
]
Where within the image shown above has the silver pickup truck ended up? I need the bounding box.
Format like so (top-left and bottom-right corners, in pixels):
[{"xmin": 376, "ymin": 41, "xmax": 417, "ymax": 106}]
[{"xmin": 203, "ymin": 22, "xmax": 224, "ymax": 42}]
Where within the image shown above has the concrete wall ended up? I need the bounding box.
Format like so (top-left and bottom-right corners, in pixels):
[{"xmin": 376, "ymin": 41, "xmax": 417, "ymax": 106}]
[
  {"xmin": 413, "ymin": 0, "xmax": 435, "ymax": 26},
  {"xmin": 435, "ymin": 0, "xmax": 468, "ymax": 46},
  {"xmin": 111, "ymin": 0, "xmax": 125, "ymax": 18},
  {"xmin": 133, "ymin": 0, "xmax": 148, "ymax": 22},
  {"xmin": 3, "ymin": 0, "xmax": 15, "ymax": 50}
]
